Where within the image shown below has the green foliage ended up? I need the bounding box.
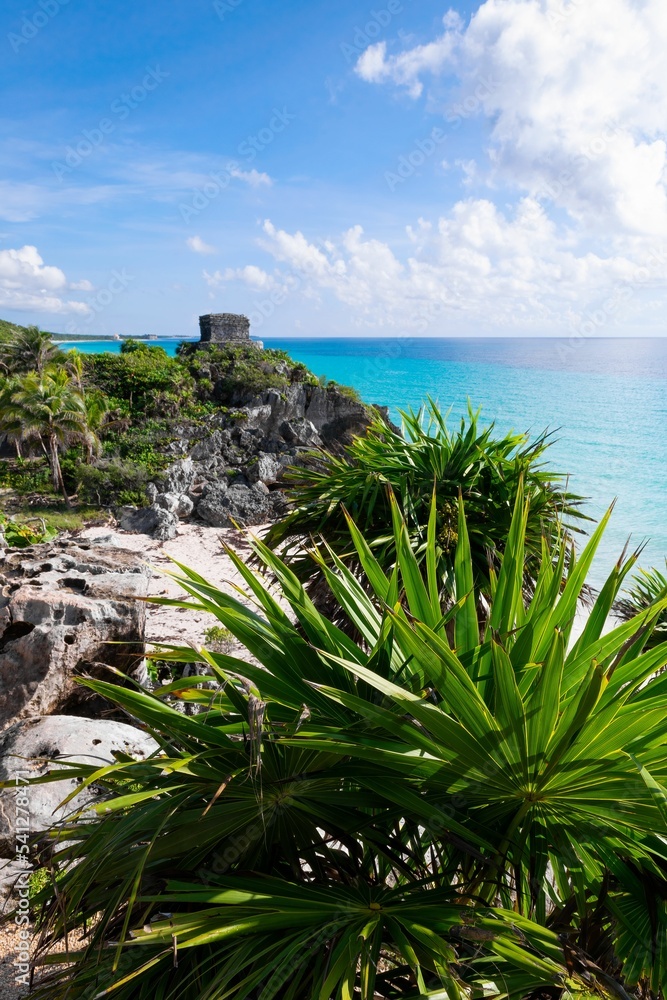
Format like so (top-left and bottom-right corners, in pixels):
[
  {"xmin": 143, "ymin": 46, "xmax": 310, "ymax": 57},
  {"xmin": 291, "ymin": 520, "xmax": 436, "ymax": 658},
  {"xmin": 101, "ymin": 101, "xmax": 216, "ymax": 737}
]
[
  {"xmin": 28, "ymin": 867, "xmax": 51, "ymax": 899},
  {"xmin": 14, "ymin": 504, "xmax": 110, "ymax": 533},
  {"xmin": 0, "ymin": 366, "xmax": 90, "ymax": 504},
  {"xmin": 0, "ymin": 458, "xmax": 51, "ymax": 494},
  {"xmin": 616, "ymin": 562, "xmax": 667, "ymax": 648},
  {"xmin": 0, "ymin": 325, "xmax": 64, "ymax": 375},
  {"xmin": 18, "ymin": 490, "xmax": 667, "ymax": 1000},
  {"xmin": 0, "ymin": 318, "xmax": 59, "ymax": 342},
  {"xmin": 82, "ymin": 349, "xmax": 188, "ymax": 418},
  {"xmin": 0, "ymin": 512, "xmax": 58, "ymax": 547},
  {"xmin": 317, "ymin": 374, "xmax": 362, "ymax": 401},
  {"xmin": 72, "ymin": 457, "xmax": 152, "ymax": 506},
  {"xmin": 203, "ymin": 624, "xmax": 234, "ymax": 651},
  {"xmin": 266, "ymin": 399, "xmax": 587, "ymax": 612},
  {"xmin": 120, "ymin": 339, "xmax": 169, "ymax": 357}
]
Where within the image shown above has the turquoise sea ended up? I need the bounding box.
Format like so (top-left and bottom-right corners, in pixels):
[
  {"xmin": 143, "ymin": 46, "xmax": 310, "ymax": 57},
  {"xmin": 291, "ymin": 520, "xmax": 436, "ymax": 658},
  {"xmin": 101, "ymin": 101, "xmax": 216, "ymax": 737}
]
[{"xmin": 63, "ymin": 337, "xmax": 667, "ymax": 586}]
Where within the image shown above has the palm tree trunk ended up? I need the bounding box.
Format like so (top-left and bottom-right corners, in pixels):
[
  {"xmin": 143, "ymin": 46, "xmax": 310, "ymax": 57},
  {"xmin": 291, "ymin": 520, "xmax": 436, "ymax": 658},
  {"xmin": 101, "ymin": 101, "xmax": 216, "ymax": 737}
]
[{"xmin": 48, "ymin": 434, "xmax": 71, "ymax": 508}]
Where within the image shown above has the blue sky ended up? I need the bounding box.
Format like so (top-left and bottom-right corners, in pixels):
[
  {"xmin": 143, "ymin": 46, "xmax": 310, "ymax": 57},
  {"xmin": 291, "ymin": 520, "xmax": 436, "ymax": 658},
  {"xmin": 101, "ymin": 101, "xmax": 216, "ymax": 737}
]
[{"xmin": 1, "ymin": 0, "xmax": 666, "ymax": 337}]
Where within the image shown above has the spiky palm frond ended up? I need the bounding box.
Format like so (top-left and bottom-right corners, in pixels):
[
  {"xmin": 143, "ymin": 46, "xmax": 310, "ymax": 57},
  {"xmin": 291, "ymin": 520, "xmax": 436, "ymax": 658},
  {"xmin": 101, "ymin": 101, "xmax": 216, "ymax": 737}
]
[
  {"xmin": 0, "ymin": 325, "xmax": 64, "ymax": 375},
  {"xmin": 14, "ymin": 488, "xmax": 667, "ymax": 1000},
  {"xmin": 265, "ymin": 400, "xmax": 588, "ymax": 621},
  {"xmin": 616, "ymin": 564, "xmax": 667, "ymax": 650}
]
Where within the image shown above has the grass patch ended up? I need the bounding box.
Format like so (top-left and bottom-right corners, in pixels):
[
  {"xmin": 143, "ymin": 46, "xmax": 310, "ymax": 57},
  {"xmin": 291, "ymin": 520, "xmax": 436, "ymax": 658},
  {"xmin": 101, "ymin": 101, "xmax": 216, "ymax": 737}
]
[{"xmin": 6, "ymin": 503, "xmax": 111, "ymax": 534}]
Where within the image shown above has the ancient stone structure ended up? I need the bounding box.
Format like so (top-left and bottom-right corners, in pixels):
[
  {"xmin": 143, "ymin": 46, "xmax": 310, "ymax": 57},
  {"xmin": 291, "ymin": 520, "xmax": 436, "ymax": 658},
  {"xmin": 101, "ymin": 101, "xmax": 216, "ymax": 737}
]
[{"xmin": 199, "ymin": 313, "xmax": 251, "ymax": 343}]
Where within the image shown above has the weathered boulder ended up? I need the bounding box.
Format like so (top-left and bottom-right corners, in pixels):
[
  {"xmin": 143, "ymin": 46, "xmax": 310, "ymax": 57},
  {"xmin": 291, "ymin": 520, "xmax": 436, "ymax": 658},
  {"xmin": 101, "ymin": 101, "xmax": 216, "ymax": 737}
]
[
  {"xmin": 0, "ymin": 541, "xmax": 149, "ymax": 728},
  {"xmin": 0, "ymin": 716, "xmax": 158, "ymax": 857},
  {"xmin": 160, "ymin": 458, "xmax": 195, "ymax": 495},
  {"xmin": 154, "ymin": 492, "xmax": 194, "ymax": 518},
  {"xmin": 196, "ymin": 481, "xmax": 280, "ymax": 528},
  {"xmin": 119, "ymin": 504, "xmax": 179, "ymax": 541},
  {"xmin": 246, "ymin": 452, "xmax": 283, "ymax": 485}
]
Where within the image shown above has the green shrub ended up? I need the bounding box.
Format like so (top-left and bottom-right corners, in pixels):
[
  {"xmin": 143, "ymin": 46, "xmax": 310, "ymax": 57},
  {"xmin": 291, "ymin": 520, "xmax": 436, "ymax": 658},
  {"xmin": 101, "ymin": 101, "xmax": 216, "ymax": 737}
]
[
  {"xmin": 0, "ymin": 458, "xmax": 52, "ymax": 494},
  {"xmin": 20, "ymin": 489, "xmax": 667, "ymax": 999},
  {"xmin": 266, "ymin": 399, "xmax": 587, "ymax": 616},
  {"xmin": 82, "ymin": 350, "xmax": 190, "ymax": 418},
  {"xmin": 202, "ymin": 624, "xmax": 234, "ymax": 652},
  {"xmin": 74, "ymin": 458, "xmax": 151, "ymax": 506},
  {"xmin": 119, "ymin": 339, "xmax": 168, "ymax": 356}
]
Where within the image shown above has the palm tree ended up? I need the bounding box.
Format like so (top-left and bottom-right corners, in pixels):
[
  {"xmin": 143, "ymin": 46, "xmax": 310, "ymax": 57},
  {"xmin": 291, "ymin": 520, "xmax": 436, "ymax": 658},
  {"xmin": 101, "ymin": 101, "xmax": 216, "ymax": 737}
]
[
  {"xmin": 64, "ymin": 348, "xmax": 85, "ymax": 388},
  {"xmin": 81, "ymin": 387, "xmax": 109, "ymax": 462},
  {"xmin": 0, "ymin": 325, "xmax": 63, "ymax": 375},
  {"xmin": 4, "ymin": 368, "xmax": 88, "ymax": 505},
  {"xmin": 0, "ymin": 375, "xmax": 26, "ymax": 457},
  {"xmin": 615, "ymin": 562, "xmax": 667, "ymax": 648}
]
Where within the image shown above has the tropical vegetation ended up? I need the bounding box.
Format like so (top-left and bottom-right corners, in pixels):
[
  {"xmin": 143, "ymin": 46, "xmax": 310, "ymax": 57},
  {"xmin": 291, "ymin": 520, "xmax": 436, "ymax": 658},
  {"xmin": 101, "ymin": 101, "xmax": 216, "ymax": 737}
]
[
  {"xmin": 265, "ymin": 400, "xmax": 588, "ymax": 620},
  {"xmin": 0, "ymin": 366, "xmax": 93, "ymax": 504},
  {"xmin": 22, "ymin": 485, "xmax": 667, "ymax": 1000},
  {"xmin": 616, "ymin": 563, "xmax": 667, "ymax": 648},
  {"xmin": 0, "ymin": 324, "xmax": 64, "ymax": 375}
]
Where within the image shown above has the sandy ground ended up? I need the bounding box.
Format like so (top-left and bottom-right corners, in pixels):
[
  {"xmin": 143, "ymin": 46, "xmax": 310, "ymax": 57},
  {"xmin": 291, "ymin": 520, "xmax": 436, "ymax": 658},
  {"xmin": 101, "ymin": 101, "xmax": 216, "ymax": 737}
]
[{"xmin": 81, "ymin": 520, "xmax": 275, "ymax": 651}]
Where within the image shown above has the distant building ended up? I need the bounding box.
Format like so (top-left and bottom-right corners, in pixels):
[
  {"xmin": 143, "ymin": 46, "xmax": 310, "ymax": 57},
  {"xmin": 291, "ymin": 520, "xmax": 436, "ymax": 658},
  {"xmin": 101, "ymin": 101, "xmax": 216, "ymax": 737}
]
[{"xmin": 199, "ymin": 313, "xmax": 251, "ymax": 343}]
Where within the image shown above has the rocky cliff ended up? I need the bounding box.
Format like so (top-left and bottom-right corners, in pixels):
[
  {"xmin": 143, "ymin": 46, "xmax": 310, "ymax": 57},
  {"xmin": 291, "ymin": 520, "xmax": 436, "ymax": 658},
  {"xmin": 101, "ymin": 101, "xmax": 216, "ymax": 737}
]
[{"xmin": 121, "ymin": 374, "xmax": 389, "ymax": 539}]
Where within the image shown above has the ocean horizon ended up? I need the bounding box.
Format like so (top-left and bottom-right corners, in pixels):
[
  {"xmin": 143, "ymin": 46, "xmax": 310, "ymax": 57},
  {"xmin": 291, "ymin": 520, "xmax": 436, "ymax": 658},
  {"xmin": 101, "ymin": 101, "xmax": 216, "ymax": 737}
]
[{"xmin": 64, "ymin": 336, "xmax": 667, "ymax": 587}]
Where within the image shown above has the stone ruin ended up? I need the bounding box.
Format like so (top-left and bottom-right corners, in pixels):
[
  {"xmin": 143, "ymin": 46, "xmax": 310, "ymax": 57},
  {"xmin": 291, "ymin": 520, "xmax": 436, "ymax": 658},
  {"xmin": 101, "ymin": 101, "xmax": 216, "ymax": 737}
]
[{"xmin": 199, "ymin": 313, "xmax": 251, "ymax": 343}]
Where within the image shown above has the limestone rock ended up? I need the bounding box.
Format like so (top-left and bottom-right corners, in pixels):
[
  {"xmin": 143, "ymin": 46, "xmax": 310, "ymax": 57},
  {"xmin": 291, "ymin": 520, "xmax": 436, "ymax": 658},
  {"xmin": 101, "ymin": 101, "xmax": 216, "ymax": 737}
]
[
  {"xmin": 246, "ymin": 452, "xmax": 283, "ymax": 485},
  {"xmin": 119, "ymin": 504, "xmax": 179, "ymax": 541},
  {"xmin": 154, "ymin": 492, "xmax": 194, "ymax": 518},
  {"xmin": 0, "ymin": 541, "xmax": 149, "ymax": 727},
  {"xmin": 197, "ymin": 482, "xmax": 278, "ymax": 528},
  {"xmin": 144, "ymin": 380, "xmax": 388, "ymax": 530},
  {"xmin": 160, "ymin": 458, "xmax": 195, "ymax": 495},
  {"xmin": 0, "ymin": 716, "xmax": 158, "ymax": 856}
]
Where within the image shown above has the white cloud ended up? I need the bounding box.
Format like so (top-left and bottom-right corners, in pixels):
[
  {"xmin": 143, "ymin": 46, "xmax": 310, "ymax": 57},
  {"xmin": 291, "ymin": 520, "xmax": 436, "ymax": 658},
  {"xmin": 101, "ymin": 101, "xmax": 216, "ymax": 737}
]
[
  {"xmin": 70, "ymin": 279, "xmax": 94, "ymax": 291},
  {"xmin": 355, "ymin": 0, "xmax": 667, "ymax": 237},
  {"xmin": 0, "ymin": 246, "xmax": 91, "ymax": 315},
  {"xmin": 186, "ymin": 235, "xmax": 217, "ymax": 255},
  {"xmin": 229, "ymin": 167, "xmax": 272, "ymax": 188},
  {"xmin": 355, "ymin": 16, "xmax": 462, "ymax": 98},
  {"xmin": 252, "ymin": 208, "xmax": 667, "ymax": 335},
  {"xmin": 223, "ymin": 265, "xmax": 277, "ymax": 290}
]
